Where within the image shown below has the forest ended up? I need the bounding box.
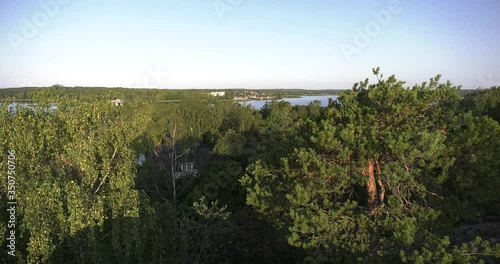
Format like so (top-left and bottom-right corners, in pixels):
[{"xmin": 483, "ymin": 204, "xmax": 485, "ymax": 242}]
[
  {"xmin": 1, "ymin": 69, "xmax": 499, "ymax": 263},
  {"xmin": 0, "ymin": 87, "xmax": 342, "ymax": 103}
]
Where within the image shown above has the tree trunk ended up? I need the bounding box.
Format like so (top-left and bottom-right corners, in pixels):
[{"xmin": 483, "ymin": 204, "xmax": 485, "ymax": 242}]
[
  {"xmin": 171, "ymin": 150, "xmax": 176, "ymax": 204},
  {"xmin": 375, "ymin": 160, "xmax": 385, "ymax": 206},
  {"xmin": 365, "ymin": 159, "xmax": 378, "ymax": 210}
]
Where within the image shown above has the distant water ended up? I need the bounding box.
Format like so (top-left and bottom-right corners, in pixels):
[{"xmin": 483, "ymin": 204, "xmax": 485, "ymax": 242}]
[
  {"xmin": 7, "ymin": 103, "xmax": 58, "ymax": 114},
  {"xmin": 239, "ymin": 95, "xmax": 338, "ymax": 109}
]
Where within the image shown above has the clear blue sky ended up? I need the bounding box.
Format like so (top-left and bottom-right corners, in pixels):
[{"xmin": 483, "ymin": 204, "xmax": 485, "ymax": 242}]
[{"xmin": 0, "ymin": 0, "xmax": 499, "ymax": 89}]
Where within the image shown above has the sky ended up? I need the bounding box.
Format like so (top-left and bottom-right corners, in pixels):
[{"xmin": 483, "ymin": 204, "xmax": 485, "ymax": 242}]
[{"xmin": 0, "ymin": 0, "xmax": 499, "ymax": 89}]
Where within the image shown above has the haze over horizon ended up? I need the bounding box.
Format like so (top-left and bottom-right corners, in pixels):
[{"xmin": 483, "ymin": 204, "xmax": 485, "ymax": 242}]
[{"xmin": 0, "ymin": 0, "xmax": 499, "ymax": 89}]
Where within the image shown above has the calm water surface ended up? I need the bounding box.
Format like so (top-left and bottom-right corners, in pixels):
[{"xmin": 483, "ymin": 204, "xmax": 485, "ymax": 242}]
[{"xmin": 239, "ymin": 95, "xmax": 338, "ymax": 109}]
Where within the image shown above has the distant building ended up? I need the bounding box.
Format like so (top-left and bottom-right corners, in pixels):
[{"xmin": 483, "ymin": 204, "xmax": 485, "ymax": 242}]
[
  {"xmin": 7, "ymin": 103, "xmax": 17, "ymax": 114},
  {"xmin": 181, "ymin": 161, "xmax": 195, "ymax": 172},
  {"xmin": 174, "ymin": 161, "xmax": 198, "ymax": 179},
  {"xmin": 136, "ymin": 154, "xmax": 146, "ymax": 166},
  {"xmin": 151, "ymin": 144, "xmax": 211, "ymax": 180},
  {"xmin": 210, "ymin": 91, "xmax": 225, "ymax": 97},
  {"xmin": 110, "ymin": 99, "xmax": 123, "ymax": 106}
]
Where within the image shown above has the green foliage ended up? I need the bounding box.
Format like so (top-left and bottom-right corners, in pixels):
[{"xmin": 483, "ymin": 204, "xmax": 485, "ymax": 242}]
[
  {"xmin": 178, "ymin": 197, "xmax": 236, "ymax": 263},
  {"xmin": 462, "ymin": 86, "xmax": 500, "ymax": 122},
  {"xmin": 180, "ymin": 159, "xmax": 245, "ymax": 213},
  {"xmin": 0, "ymin": 86, "xmax": 344, "ymax": 103},
  {"xmin": 179, "ymin": 197, "xmax": 298, "ymax": 264},
  {"xmin": 242, "ymin": 69, "xmax": 499, "ymax": 262},
  {"xmin": 1, "ymin": 74, "xmax": 498, "ymax": 263},
  {"xmin": 214, "ymin": 129, "xmax": 246, "ymax": 157},
  {"xmin": 0, "ymin": 100, "xmax": 180, "ymax": 263},
  {"xmin": 441, "ymin": 112, "xmax": 500, "ymax": 220}
]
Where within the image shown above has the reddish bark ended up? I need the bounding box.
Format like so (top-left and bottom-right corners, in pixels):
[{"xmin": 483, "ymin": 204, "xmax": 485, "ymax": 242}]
[{"xmin": 365, "ymin": 160, "xmax": 378, "ymax": 209}]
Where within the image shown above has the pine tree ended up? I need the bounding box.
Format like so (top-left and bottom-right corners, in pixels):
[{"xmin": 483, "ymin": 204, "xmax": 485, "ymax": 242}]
[{"xmin": 242, "ymin": 68, "xmax": 499, "ymax": 262}]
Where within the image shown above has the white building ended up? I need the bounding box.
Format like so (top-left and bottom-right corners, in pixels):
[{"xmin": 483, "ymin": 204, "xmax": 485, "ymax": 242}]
[
  {"xmin": 174, "ymin": 161, "xmax": 198, "ymax": 179},
  {"xmin": 110, "ymin": 99, "xmax": 123, "ymax": 106},
  {"xmin": 210, "ymin": 91, "xmax": 225, "ymax": 97}
]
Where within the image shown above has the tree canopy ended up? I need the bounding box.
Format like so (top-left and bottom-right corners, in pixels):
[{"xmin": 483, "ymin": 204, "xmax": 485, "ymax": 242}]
[{"xmin": 1, "ymin": 70, "xmax": 499, "ymax": 263}]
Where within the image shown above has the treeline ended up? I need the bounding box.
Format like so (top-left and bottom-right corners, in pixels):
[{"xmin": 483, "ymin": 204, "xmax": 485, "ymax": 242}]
[
  {"xmin": 0, "ymin": 86, "xmax": 344, "ymax": 102},
  {"xmin": 0, "ymin": 86, "xmax": 223, "ymax": 102},
  {"xmin": 1, "ymin": 69, "xmax": 499, "ymax": 263}
]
